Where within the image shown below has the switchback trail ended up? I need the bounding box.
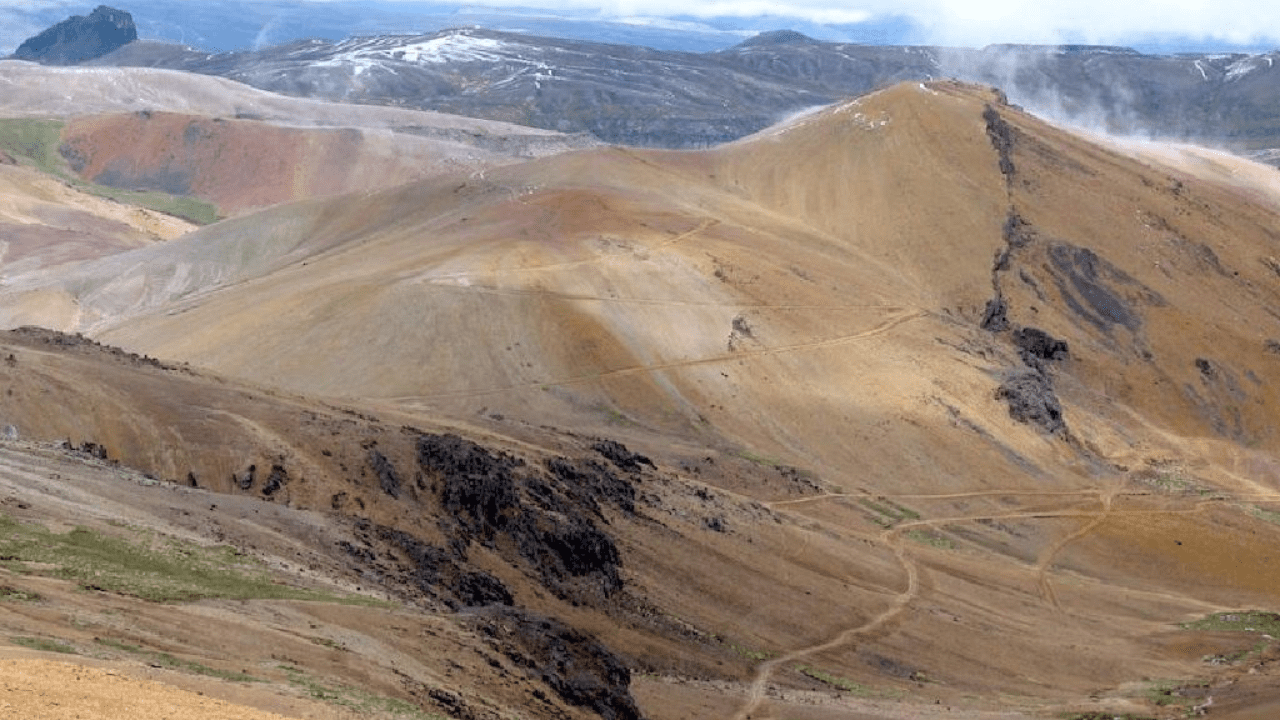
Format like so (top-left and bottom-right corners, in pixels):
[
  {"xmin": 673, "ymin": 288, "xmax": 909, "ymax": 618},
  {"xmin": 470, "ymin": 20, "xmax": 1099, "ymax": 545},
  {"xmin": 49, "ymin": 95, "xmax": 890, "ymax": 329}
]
[
  {"xmin": 731, "ymin": 524, "xmax": 919, "ymax": 720},
  {"xmin": 731, "ymin": 483, "xmax": 1256, "ymax": 719}
]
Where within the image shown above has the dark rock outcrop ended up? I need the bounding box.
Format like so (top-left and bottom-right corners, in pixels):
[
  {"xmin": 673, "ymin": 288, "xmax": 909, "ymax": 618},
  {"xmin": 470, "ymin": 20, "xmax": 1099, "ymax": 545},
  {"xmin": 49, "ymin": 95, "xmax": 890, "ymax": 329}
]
[
  {"xmin": 369, "ymin": 449, "xmax": 402, "ymax": 499},
  {"xmin": 546, "ymin": 456, "xmax": 637, "ymax": 517},
  {"xmin": 592, "ymin": 440, "xmax": 654, "ymax": 474},
  {"xmin": 261, "ymin": 464, "xmax": 288, "ymax": 497},
  {"xmin": 452, "ymin": 571, "xmax": 514, "ymax": 607},
  {"xmin": 980, "ymin": 295, "xmax": 1010, "ymax": 332},
  {"xmin": 419, "ymin": 433, "xmax": 630, "ymax": 602},
  {"xmin": 13, "ymin": 6, "xmax": 137, "ymax": 65},
  {"xmin": 983, "ymin": 104, "xmax": 1017, "ymax": 179},
  {"xmin": 996, "ymin": 370, "xmax": 1066, "ymax": 436},
  {"xmin": 476, "ymin": 607, "xmax": 644, "ymax": 720},
  {"xmin": 1013, "ymin": 327, "xmax": 1069, "ymax": 370}
]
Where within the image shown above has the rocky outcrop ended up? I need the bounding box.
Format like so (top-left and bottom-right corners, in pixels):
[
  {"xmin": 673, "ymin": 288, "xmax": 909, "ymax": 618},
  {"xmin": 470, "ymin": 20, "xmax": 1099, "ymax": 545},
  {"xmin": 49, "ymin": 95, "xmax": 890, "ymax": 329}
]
[
  {"xmin": 420, "ymin": 433, "xmax": 633, "ymax": 603},
  {"xmin": 474, "ymin": 607, "xmax": 644, "ymax": 720},
  {"xmin": 13, "ymin": 6, "xmax": 137, "ymax": 65},
  {"xmin": 996, "ymin": 369, "xmax": 1066, "ymax": 436}
]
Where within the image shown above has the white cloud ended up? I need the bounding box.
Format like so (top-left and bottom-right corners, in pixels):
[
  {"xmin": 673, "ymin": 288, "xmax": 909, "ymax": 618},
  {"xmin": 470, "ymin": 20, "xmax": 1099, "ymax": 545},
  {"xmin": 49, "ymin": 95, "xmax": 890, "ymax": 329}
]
[
  {"xmin": 910, "ymin": 0, "xmax": 1280, "ymax": 46},
  {"xmin": 440, "ymin": 0, "xmax": 1280, "ymax": 47}
]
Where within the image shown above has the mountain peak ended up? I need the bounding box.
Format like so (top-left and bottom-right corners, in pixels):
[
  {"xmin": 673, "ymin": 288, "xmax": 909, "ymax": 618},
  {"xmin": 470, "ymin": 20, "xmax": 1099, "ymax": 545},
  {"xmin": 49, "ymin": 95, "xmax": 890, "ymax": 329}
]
[
  {"xmin": 12, "ymin": 5, "xmax": 138, "ymax": 65},
  {"xmin": 736, "ymin": 29, "xmax": 819, "ymax": 48}
]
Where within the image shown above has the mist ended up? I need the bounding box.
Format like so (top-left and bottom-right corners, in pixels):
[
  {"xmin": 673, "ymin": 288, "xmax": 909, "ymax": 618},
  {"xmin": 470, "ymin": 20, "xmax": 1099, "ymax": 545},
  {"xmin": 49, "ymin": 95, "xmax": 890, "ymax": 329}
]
[{"xmin": 931, "ymin": 44, "xmax": 1265, "ymax": 151}]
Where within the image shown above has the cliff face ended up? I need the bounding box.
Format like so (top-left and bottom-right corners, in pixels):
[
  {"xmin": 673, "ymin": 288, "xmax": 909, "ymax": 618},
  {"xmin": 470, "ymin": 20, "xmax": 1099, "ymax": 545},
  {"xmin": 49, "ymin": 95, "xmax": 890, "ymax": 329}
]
[{"xmin": 13, "ymin": 5, "xmax": 137, "ymax": 65}]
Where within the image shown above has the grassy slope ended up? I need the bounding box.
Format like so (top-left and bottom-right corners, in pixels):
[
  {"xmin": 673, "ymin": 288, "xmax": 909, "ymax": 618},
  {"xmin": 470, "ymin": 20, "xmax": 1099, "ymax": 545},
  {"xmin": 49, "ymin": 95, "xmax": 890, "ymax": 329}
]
[{"xmin": 0, "ymin": 118, "xmax": 220, "ymax": 225}]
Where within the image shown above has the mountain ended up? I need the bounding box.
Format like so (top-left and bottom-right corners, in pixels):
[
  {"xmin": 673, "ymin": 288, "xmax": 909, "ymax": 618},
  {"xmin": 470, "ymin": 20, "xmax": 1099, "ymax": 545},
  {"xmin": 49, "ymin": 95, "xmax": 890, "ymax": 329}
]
[
  {"xmin": 12, "ymin": 5, "xmax": 137, "ymax": 65},
  {"xmin": 92, "ymin": 29, "xmax": 831, "ymax": 148},
  {"xmin": 0, "ymin": 61, "xmax": 594, "ymax": 220},
  {"xmin": 4, "ymin": 79, "xmax": 1280, "ymax": 718},
  {"xmin": 78, "ymin": 25, "xmax": 1280, "ymax": 158}
]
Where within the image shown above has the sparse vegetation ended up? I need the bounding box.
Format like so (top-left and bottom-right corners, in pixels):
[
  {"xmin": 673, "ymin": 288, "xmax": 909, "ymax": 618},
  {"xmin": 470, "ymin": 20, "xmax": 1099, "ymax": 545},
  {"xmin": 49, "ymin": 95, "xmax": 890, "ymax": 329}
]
[
  {"xmin": 792, "ymin": 665, "xmax": 905, "ymax": 698},
  {"xmin": 0, "ymin": 119, "xmax": 66, "ymax": 173},
  {"xmin": 308, "ymin": 635, "xmax": 348, "ymax": 651},
  {"xmin": 11, "ymin": 635, "xmax": 77, "ymax": 654},
  {"xmin": 859, "ymin": 497, "xmax": 921, "ymax": 527},
  {"xmin": 1143, "ymin": 678, "xmax": 1207, "ymax": 709},
  {"xmin": 1059, "ymin": 707, "xmax": 1162, "ymax": 712},
  {"xmin": 1248, "ymin": 505, "xmax": 1280, "ymax": 526},
  {"xmin": 726, "ymin": 642, "xmax": 773, "ymax": 661},
  {"xmin": 905, "ymin": 529, "xmax": 955, "ymax": 549},
  {"xmin": 0, "ymin": 117, "xmax": 220, "ymax": 224},
  {"xmin": 734, "ymin": 449, "xmax": 780, "ymax": 467},
  {"xmin": 1202, "ymin": 638, "xmax": 1269, "ymax": 665},
  {"xmin": 85, "ymin": 185, "xmax": 221, "ymax": 225},
  {"xmin": 0, "ymin": 513, "xmax": 357, "ymax": 604},
  {"xmin": 0, "ymin": 584, "xmax": 41, "ymax": 602},
  {"xmin": 94, "ymin": 638, "xmax": 260, "ymax": 682},
  {"xmin": 277, "ymin": 665, "xmax": 443, "ymax": 719},
  {"xmin": 598, "ymin": 405, "xmax": 635, "ymax": 427},
  {"xmin": 1181, "ymin": 610, "xmax": 1280, "ymax": 634}
]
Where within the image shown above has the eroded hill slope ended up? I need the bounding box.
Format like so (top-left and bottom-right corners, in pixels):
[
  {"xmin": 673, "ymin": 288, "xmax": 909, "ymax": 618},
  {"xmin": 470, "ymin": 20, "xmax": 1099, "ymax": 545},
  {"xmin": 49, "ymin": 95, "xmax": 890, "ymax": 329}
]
[{"xmin": 2, "ymin": 81, "xmax": 1280, "ymax": 720}]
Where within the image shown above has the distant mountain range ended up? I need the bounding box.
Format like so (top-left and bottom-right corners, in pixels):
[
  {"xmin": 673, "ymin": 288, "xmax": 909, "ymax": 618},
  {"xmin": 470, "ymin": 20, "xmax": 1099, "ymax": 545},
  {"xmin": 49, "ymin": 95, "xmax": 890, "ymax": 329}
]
[
  {"xmin": 9, "ymin": 7, "xmax": 1280, "ymax": 158},
  {"xmin": 70, "ymin": 26, "xmax": 1280, "ymax": 157}
]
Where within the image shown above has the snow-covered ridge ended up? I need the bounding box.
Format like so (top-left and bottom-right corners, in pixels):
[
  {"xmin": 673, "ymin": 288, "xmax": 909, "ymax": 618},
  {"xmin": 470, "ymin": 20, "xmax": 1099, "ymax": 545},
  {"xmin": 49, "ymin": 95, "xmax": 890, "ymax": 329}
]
[
  {"xmin": 1225, "ymin": 53, "xmax": 1276, "ymax": 81},
  {"xmin": 327, "ymin": 29, "xmax": 519, "ymax": 65}
]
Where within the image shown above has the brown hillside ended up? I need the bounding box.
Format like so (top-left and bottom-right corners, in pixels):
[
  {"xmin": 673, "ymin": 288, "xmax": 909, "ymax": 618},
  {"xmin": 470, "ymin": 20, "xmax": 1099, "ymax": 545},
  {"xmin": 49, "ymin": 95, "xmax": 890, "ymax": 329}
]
[
  {"xmin": 1, "ymin": 81, "xmax": 1280, "ymax": 720},
  {"xmin": 0, "ymin": 161, "xmax": 192, "ymax": 273},
  {"xmin": 59, "ymin": 111, "xmax": 528, "ymax": 216}
]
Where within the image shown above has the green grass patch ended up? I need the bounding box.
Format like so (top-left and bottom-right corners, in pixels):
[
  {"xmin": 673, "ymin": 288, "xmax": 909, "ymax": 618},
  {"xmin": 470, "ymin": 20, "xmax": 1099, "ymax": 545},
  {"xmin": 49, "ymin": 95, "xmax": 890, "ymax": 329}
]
[
  {"xmin": 85, "ymin": 185, "xmax": 220, "ymax": 225},
  {"xmin": 0, "ymin": 119, "xmax": 66, "ymax": 174},
  {"xmin": 1203, "ymin": 637, "xmax": 1270, "ymax": 665},
  {"xmin": 1181, "ymin": 610, "xmax": 1280, "ymax": 634},
  {"xmin": 0, "ymin": 584, "xmax": 41, "ymax": 602},
  {"xmin": 859, "ymin": 497, "xmax": 922, "ymax": 527},
  {"xmin": 726, "ymin": 643, "xmax": 773, "ymax": 661},
  {"xmin": 11, "ymin": 636, "xmax": 77, "ymax": 654},
  {"xmin": 1143, "ymin": 678, "xmax": 1207, "ymax": 708},
  {"xmin": 0, "ymin": 117, "xmax": 220, "ymax": 225},
  {"xmin": 0, "ymin": 513, "xmax": 368, "ymax": 604},
  {"xmin": 734, "ymin": 450, "xmax": 780, "ymax": 467},
  {"xmin": 94, "ymin": 637, "xmax": 260, "ymax": 682},
  {"xmin": 794, "ymin": 665, "xmax": 877, "ymax": 696},
  {"xmin": 308, "ymin": 636, "xmax": 347, "ymax": 651},
  {"xmin": 278, "ymin": 665, "xmax": 443, "ymax": 719},
  {"xmin": 1059, "ymin": 707, "xmax": 1162, "ymax": 712},
  {"xmin": 1249, "ymin": 505, "xmax": 1280, "ymax": 526},
  {"xmin": 94, "ymin": 637, "xmax": 143, "ymax": 653},
  {"xmin": 905, "ymin": 529, "xmax": 955, "ymax": 549}
]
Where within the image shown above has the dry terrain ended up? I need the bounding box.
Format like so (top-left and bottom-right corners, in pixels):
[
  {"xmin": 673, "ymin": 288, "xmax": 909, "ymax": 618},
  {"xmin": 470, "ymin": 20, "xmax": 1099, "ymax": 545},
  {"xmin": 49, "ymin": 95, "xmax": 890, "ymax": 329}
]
[{"xmin": 0, "ymin": 76, "xmax": 1279, "ymax": 720}]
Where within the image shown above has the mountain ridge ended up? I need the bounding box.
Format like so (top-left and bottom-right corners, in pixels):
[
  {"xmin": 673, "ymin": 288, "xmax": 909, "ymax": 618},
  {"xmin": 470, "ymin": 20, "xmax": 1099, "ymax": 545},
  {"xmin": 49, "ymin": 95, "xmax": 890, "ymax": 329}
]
[
  {"xmin": 3, "ymin": 38, "xmax": 1280, "ymax": 720},
  {"xmin": 51, "ymin": 23, "xmax": 1279, "ymax": 157}
]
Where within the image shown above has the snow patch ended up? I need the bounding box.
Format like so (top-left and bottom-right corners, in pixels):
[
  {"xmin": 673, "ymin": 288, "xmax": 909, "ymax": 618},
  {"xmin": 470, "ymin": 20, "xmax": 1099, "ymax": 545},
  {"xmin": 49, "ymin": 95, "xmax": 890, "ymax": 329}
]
[
  {"xmin": 330, "ymin": 30, "xmax": 515, "ymax": 66},
  {"xmin": 1226, "ymin": 56, "xmax": 1259, "ymax": 81}
]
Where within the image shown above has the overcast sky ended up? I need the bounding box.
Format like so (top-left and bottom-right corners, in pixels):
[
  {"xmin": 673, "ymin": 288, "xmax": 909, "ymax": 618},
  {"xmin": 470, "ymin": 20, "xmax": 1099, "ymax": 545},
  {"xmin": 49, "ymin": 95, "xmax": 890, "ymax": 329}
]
[
  {"xmin": 511, "ymin": 0, "xmax": 1276, "ymax": 47},
  {"xmin": 2, "ymin": 0, "xmax": 1277, "ymax": 53}
]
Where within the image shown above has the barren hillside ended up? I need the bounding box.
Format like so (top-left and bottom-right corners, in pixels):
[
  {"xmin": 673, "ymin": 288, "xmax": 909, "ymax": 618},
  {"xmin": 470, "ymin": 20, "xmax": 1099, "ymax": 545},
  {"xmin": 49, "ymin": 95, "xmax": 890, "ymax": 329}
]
[{"xmin": 1, "ymin": 80, "xmax": 1279, "ymax": 720}]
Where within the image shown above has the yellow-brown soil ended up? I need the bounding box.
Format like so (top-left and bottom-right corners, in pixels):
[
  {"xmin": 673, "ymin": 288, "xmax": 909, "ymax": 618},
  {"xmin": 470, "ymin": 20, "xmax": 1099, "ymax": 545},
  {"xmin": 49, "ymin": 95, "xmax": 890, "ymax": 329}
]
[{"xmin": 0, "ymin": 80, "xmax": 1279, "ymax": 720}]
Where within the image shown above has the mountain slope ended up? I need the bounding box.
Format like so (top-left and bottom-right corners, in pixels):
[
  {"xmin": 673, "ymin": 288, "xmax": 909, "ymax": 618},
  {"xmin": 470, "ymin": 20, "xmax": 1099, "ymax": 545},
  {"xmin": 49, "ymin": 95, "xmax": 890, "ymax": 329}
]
[
  {"xmin": 3, "ymin": 81, "xmax": 1280, "ymax": 720},
  {"xmin": 82, "ymin": 26, "xmax": 1280, "ymax": 156}
]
